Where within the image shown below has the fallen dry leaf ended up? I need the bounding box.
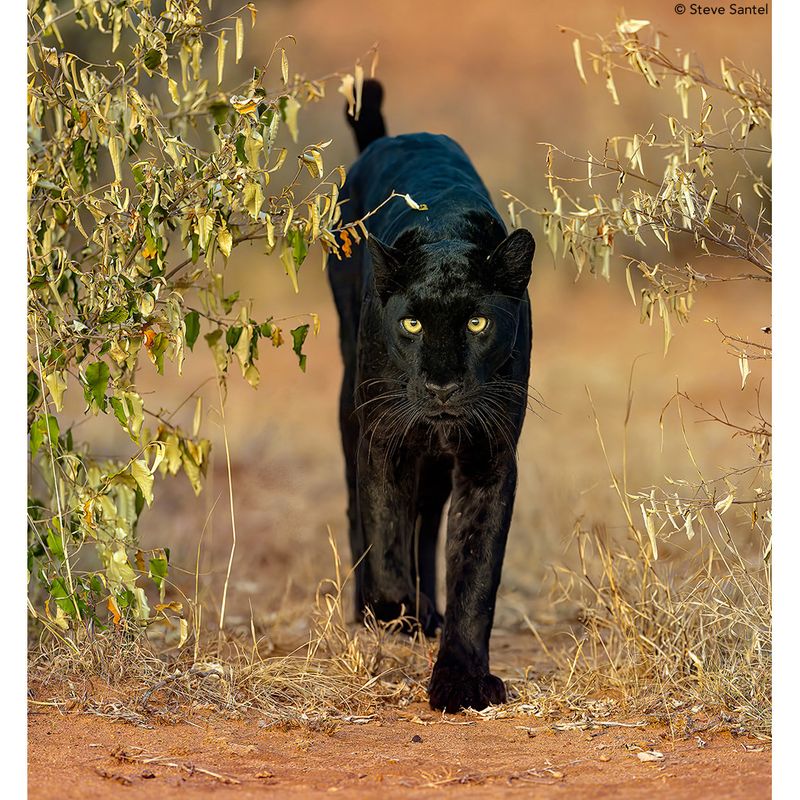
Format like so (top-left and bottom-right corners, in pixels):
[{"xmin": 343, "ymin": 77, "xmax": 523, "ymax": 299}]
[
  {"xmin": 256, "ymin": 769, "xmax": 275, "ymax": 779},
  {"xmin": 636, "ymin": 750, "xmax": 665, "ymax": 762},
  {"xmin": 544, "ymin": 769, "xmax": 564, "ymax": 779}
]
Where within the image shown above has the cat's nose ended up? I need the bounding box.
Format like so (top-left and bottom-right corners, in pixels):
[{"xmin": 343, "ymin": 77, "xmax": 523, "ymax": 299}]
[{"xmin": 425, "ymin": 381, "xmax": 459, "ymax": 403}]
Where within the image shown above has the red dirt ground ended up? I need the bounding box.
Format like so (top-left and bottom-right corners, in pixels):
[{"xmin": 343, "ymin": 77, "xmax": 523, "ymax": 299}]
[{"xmin": 29, "ymin": 706, "xmax": 770, "ymax": 799}]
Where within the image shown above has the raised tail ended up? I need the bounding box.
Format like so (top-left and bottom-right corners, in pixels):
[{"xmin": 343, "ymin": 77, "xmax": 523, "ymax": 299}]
[{"xmin": 346, "ymin": 79, "xmax": 387, "ymax": 152}]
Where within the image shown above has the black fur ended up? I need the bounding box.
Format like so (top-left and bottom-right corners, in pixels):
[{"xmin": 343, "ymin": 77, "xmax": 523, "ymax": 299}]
[{"xmin": 328, "ymin": 81, "xmax": 535, "ymax": 712}]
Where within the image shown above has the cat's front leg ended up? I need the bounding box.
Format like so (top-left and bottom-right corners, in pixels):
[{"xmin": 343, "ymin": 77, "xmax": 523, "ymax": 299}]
[
  {"xmin": 428, "ymin": 456, "xmax": 517, "ymax": 712},
  {"xmin": 356, "ymin": 445, "xmax": 439, "ymax": 633}
]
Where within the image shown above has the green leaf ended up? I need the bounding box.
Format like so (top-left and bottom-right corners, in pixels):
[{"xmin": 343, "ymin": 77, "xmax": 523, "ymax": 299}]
[
  {"xmin": 99, "ymin": 307, "xmax": 129, "ymax": 324},
  {"xmin": 226, "ymin": 326, "xmax": 242, "ymax": 348},
  {"xmin": 209, "ymin": 101, "xmax": 229, "ymax": 125},
  {"xmin": 148, "ymin": 556, "xmax": 168, "ymax": 589},
  {"xmin": 184, "ymin": 311, "xmax": 200, "ymax": 350},
  {"xmin": 221, "ymin": 291, "xmax": 239, "ymax": 314},
  {"xmin": 287, "ymin": 227, "xmax": 308, "ymax": 266},
  {"xmin": 84, "ymin": 361, "xmax": 110, "ymax": 411},
  {"xmin": 30, "ymin": 414, "xmax": 60, "ymax": 457},
  {"xmin": 235, "ymin": 133, "xmax": 247, "ymax": 164},
  {"xmin": 46, "ymin": 528, "xmax": 64, "ymax": 560},
  {"xmin": 149, "ymin": 550, "xmax": 170, "ymax": 601},
  {"xmin": 109, "ymin": 396, "xmax": 127, "ymax": 428},
  {"xmin": 144, "ymin": 48, "xmax": 162, "ymax": 70},
  {"xmin": 135, "ymin": 486, "xmax": 145, "ymax": 517},
  {"xmin": 71, "ymin": 137, "xmax": 86, "ymax": 175},
  {"xmin": 50, "ymin": 577, "xmax": 78, "ymax": 619},
  {"xmin": 27, "ymin": 370, "xmax": 40, "ymax": 407},
  {"xmin": 290, "ymin": 324, "xmax": 310, "ymax": 372}
]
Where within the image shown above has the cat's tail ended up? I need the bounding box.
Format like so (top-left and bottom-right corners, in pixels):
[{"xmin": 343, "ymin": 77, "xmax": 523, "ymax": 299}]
[{"xmin": 346, "ymin": 78, "xmax": 386, "ymax": 152}]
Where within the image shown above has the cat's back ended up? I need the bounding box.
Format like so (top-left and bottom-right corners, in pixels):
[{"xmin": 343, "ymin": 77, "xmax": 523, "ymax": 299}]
[
  {"xmin": 341, "ymin": 133, "xmax": 500, "ymax": 240},
  {"xmin": 349, "ymin": 132, "xmax": 484, "ymax": 197}
]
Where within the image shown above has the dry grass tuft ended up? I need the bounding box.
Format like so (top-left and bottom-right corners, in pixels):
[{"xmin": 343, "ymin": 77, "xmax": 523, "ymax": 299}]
[
  {"xmin": 525, "ymin": 383, "xmax": 772, "ymax": 739},
  {"xmin": 29, "ymin": 535, "xmax": 433, "ymax": 730}
]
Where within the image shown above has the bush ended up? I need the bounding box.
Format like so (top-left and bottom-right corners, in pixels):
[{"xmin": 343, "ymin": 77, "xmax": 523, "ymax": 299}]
[
  {"xmin": 510, "ymin": 17, "xmax": 771, "ymax": 732},
  {"xmin": 26, "ymin": 0, "xmax": 374, "ymax": 638}
]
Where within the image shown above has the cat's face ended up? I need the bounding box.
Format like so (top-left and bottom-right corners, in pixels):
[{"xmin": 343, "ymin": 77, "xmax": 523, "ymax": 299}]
[{"xmin": 367, "ymin": 228, "xmax": 534, "ymax": 423}]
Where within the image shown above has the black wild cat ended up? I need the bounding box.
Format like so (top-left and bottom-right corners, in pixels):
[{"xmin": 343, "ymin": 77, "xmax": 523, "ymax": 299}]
[{"xmin": 328, "ymin": 80, "xmax": 535, "ymax": 712}]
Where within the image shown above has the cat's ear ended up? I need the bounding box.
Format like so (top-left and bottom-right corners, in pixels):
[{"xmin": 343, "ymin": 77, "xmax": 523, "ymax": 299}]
[
  {"xmin": 489, "ymin": 228, "xmax": 535, "ymax": 296},
  {"xmin": 367, "ymin": 235, "xmax": 404, "ymax": 302}
]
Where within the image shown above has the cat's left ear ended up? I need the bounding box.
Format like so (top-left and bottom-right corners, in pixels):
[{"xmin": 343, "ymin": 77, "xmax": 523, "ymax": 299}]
[{"xmin": 489, "ymin": 228, "xmax": 535, "ymax": 296}]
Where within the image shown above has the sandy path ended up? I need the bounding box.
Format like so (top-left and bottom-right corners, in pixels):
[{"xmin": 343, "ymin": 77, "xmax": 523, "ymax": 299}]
[{"xmin": 28, "ymin": 705, "xmax": 769, "ymax": 799}]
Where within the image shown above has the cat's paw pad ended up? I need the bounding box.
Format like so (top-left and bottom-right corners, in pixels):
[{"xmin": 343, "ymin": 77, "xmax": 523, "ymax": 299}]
[{"xmin": 427, "ymin": 664, "xmax": 506, "ymax": 712}]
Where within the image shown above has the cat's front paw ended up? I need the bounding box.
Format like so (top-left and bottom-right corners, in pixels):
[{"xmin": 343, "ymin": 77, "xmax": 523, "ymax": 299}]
[{"xmin": 428, "ymin": 662, "xmax": 506, "ymax": 712}]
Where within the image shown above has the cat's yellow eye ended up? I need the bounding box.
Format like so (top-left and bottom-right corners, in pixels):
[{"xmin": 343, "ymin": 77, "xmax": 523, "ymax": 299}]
[
  {"xmin": 467, "ymin": 316, "xmax": 488, "ymax": 334},
  {"xmin": 401, "ymin": 318, "xmax": 423, "ymax": 335}
]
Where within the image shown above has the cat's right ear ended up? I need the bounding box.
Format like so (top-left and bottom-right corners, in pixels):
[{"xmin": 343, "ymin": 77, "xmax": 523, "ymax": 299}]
[
  {"xmin": 367, "ymin": 235, "xmax": 403, "ymax": 303},
  {"xmin": 489, "ymin": 228, "xmax": 535, "ymax": 297}
]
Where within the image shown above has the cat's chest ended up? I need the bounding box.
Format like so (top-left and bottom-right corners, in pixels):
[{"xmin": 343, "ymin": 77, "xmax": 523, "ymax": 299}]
[{"xmin": 405, "ymin": 420, "xmax": 476, "ymax": 457}]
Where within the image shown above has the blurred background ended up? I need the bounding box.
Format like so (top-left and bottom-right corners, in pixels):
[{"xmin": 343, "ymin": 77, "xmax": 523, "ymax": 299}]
[{"xmin": 116, "ymin": 0, "xmax": 771, "ymax": 644}]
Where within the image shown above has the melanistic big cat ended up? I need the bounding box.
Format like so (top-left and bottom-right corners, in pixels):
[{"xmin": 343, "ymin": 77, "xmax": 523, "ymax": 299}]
[{"xmin": 328, "ymin": 81, "xmax": 535, "ymax": 712}]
